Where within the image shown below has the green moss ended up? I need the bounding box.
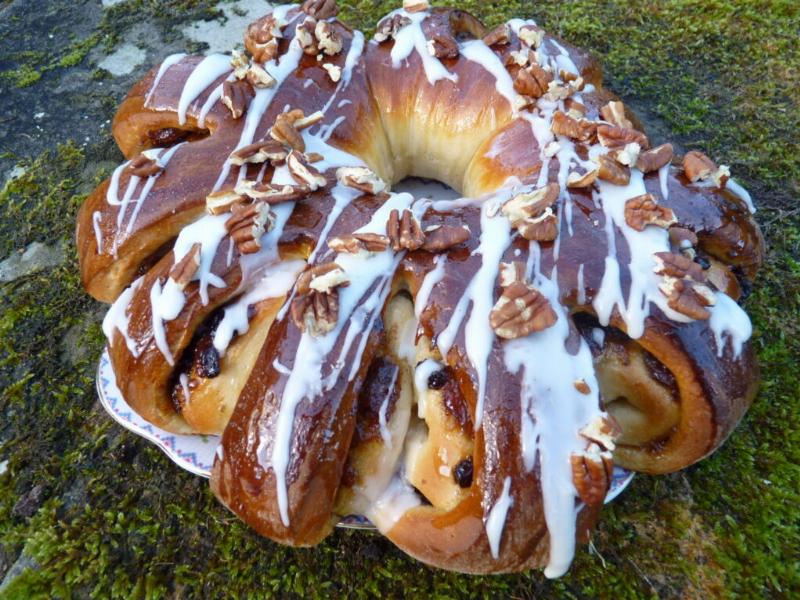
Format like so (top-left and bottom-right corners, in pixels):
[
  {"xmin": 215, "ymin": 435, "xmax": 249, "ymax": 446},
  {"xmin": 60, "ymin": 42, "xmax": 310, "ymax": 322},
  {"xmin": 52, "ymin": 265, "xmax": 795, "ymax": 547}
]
[
  {"xmin": 1, "ymin": 0, "xmax": 798, "ymax": 598},
  {"xmin": 0, "ymin": 64, "xmax": 41, "ymax": 88}
]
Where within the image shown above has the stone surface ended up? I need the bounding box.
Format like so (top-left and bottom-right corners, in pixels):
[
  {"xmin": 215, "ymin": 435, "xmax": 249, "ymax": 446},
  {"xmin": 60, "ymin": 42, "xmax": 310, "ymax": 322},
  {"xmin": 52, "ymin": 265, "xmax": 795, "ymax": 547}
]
[
  {"xmin": 0, "ymin": 241, "xmax": 65, "ymax": 283},
  {"xmin": 182, "ymin": 0, "xmax": 272, "ymax": 54},
  {"xmin": 97, "ymin": 43, "xmax": 147, "ymax": 76}
]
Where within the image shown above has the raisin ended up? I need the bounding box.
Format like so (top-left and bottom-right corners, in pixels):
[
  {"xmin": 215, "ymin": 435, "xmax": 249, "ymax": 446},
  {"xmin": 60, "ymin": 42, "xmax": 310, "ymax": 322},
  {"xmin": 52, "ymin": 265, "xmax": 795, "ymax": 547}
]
[
  {"xmin": 453, "ymin": 457, "xmax": 473, "ymax": 488},
  {"xmin": 196, "ymin": 341, "xmax": 220, "ymax": 378},
  {"xmin": 427, "ymin": 369, "xmax": 448, "ymax": 389}
]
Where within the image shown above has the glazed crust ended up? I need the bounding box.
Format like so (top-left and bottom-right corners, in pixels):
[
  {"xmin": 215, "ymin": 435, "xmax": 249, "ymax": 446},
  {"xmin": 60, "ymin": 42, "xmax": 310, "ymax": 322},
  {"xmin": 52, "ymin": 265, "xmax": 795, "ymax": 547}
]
[{"xmin": 76, "ymin": 3, "xmax": 764, "ymax": 575}]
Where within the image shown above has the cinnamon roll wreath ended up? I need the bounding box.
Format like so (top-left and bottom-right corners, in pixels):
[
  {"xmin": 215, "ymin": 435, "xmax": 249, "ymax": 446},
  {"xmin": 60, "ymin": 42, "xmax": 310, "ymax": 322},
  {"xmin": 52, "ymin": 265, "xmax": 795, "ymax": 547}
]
[{"xmin": 77, "ymin": 0, "xmax": 764, "ymax": 576}]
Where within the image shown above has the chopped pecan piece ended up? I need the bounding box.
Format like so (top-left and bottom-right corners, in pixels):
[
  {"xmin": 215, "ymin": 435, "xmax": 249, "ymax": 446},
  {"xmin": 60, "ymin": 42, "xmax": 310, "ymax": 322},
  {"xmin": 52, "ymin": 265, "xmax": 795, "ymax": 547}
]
[
  {"xmin": 513, "ymin": 63, "xmax": 553, "ymax": 99},
  {"xmin": 206, "ymin": 189, "xmax": 246, "ymax": 215},
  {"xmin": 580, "ymin": 415, "xmax": 622, "ymax": 452},
  {"xmin": 669, "ymin": 226, "xmax": 698, "ymax": 250},
  {"xmin": 222, "ymin": 79, "xmax": 255, "ymax": 119},
  {"xmin": 270, "ymin": 110, "xmax": 306, "ymax": 151},
  {"xmin": 287, "ymin": 150, "xmax": 326, "ymax": 190},
  {"xmin": 374, "ymin": 14, "xmax": 411, "ymax": 42},
  {"xmin": 322, "ymin": 63, "xmax": 342, "ymax": 82},
  {"xmin": 597, "ymin": 154, "xmax": 631, "ymax": 186},
  {"xmin": 566, "ymin": 169, "xmax": 598, "ymax": 188},
  {"xmin": 659, "ymin": 277, "xmax": 716, "ymax": 320},
  {"xmin": 564, "ymin": 97, "xmax": 587, "ymax": 119},
  {"xmin": 483, "ymin": 23, "xmax": 510, "ymax": 46},
  {"xmin": 551, "ymin": 111, "xmax": 596, "ymax": 142},
  {"xmin": 229, "ymin": 140, "xmax": 288, "ymax": 166},
  {"xmin": 403, "ymin": 0, "xmax": 429, "ymax": 13},
  {"xmin": 169, "ymin": 243, "xmax": 201, "ymax": 289},
  {"xmin": 624, "ymin": 194, "xmax": 676, "ymax": 231},
  {"xmin": 636, "ymin": 143, "xmax": 673, "ymax": 173},
  {"xmin": 246, "ymin": 63, "xmax": 276, "ymax": 89},
  {"xmin": 291, "ymin": 263, "xmax": 350, "ymax": 336},
  {"xmin": 336, "ymin": 166, "xmax": 387, "ymax": 194},
  {"xmin": 599, "ymin": 100, "xmax": 633, "ymax": 129},
  {"xmin": 225, "ymin": 201, "xmax": 275, "ymax": 254},
  {"xmin": 128, "ymin": 153, "xmax": 162, "ymax": 177},
  {"xmin": 490, "ymin": 280, "xmax": 557, "ymax": 339},
  {"xmin": 301, "ymin": 0, "xmax": 339, "ymax": 19},
  {"xmin": 315, "ymin": 20, "xmax": 343, "ymax": 55},
  {"xmin": 609, "ymin": 143, "xmax": 641, "ymax": 167},
  {"xmin": 597, "ymin": 124, "xmax": 649, "ymax": 150},
  {"xmin": 683, "ymin": 150, "xmax": 729, "ymax": 188},
  {"xmin": 306, "ymin": 152, "xmax": 324, "ymax": 163},
  {"xmin": 296, "ymin": 18, "xmax": 319, "ymax": 55},
  {"xmin": 245, "ymin": 15, "xmax": 282, "ymax": 63},
  {"xmin": 498, "ymin": 261, "xmax": 526, "ymax": 288},
  {"xmin": 427, "ymin": 34, "xmax": 459, "ymax": 59},
  {"xmin": 571, "ymin": 445, "xmax": 613, "ymax": 506},
  {"xmin": 653, "ymin": 251, "xmax": 706, "ymax": 282},
  {"xmin": 230, "ymin": 50, "xmax": 249, "ymax": 80},
  {"xmin": 328, "ymin": 233, "xmax": 391, "ymax": 253},
  {"xmin": 517, "ymin": 25, "xmax": 544, "ymax": 48},
  {"xmin": 574, "ymin": 379, "xmax": 591, "ymax": 395},
  {"xmin": 421, "ymin": 225, "xmax": 471, "ymax": 252},
  {"xmin": 235, "ymin": 180, "xmax": 309, "ymax": 203},
  {"xmin": 501, "ymin": 183, "xmax": 560, "ymax": 241},
  {"xmin": 386, "ymin": 209, "xmax": 424, "ymax": 251}
]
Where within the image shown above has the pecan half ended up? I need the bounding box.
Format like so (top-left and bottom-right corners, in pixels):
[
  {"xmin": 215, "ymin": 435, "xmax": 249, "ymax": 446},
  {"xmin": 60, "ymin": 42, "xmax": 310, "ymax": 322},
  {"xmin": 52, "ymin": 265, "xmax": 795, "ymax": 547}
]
[
  {"xmin": 328, "ymin": 232, "xmax": 391, "ymax": 253},
  {"xmin": 336, "ymin": 166, "xmax": 387, "ymax": 194},
  {"xmin": 386, "ymin": 209, "xmax": 424, "ymax": 251},
  {"xmin": 483, "ymin": 23, "xmax": 510, "ymax": 46},
  {"xmin": 580, "ymin": 415, "xmax": 622, "ymax": 452},
  {"xmin": 636, "ymin": 143, "xmax": 673, "ymax": 173},
  {"xmin": 597, "ymin": 154, "xmax": 631, "ymax": 186},
  {"xmin": 128, "ymin": 153, "xmax": 162, "ymax": 178},
  {"xmin": 246, "ymin": 63, "xmax": 276, "ymax": 89},
  {"xmin": 301, "ymin": 0, "xmax": 339, "ymax": 19},
  {"xmin": 374, "ymin": 14, "xmax": 411, "ymax": 42},
  {"xmin": 501, "ymin": 183, "xmax": 560, "ymax": 241},
  {"xmin": 235, "ymin": 180, "xmax": 309, "ymax": 204},
  {"xmin": 291, "ymin": 263, "xmax": 350, "ymax": 336},
  {"xmin": 169, "ymin": 242, "xmax": 201, "ymax": 289},
  {"xmin": 421, "ymin": 225, "xmax": 471, "ymax": 252},
  {"xmin": 624, "ymin": 194, "xmax": 676, "ymax": 231},
  {"xmin": 225, "ymin": 201, "xmax": 275, "ymax": 254},
  {"xmin": 245, "ymin": 16, "xmax": 282, "ymax": 63},
  {"xmin": 517, "ymin": 25, "xmax": 544, "ymax": 49},
  {"xmin": 597, "ymin": 124, "xmax": 649, "ymax": 150},
  {"xmin": 659, "ymin": 277, "xmax": 716, "ymax": 320},
  {"xmin": 599, "ymin": 100, "xmax": 633, "ymax": 129},
  {"xmin": 427, "ymin": 34, "xmax": 459, "ymax": 59},
  {"xmin": 513, "ymin": 63, "xmax": 553, "ymax": 99},
  {"xmin": 315, "ymin": 20, "xmax": 343, "ymax": 55},
  {"xmin": 206, "ymin": 189, "xmax": 246, "ymax": 215},
  {"xmin": 403, "ymin": 0, "xmax": 429, "ymax": 13},
  {"xmin": 571, "ymin": 445, "xmax": 613, "ymax": 506},
  {"xmin": 551, "ymin": 111, "xmax": 596, "ymax": 142},
  {"xmin": 222, "ymin": 79, "xmax": 255, "ymax": 119},
  {"xmin": 229, "ymin": 140, "xmax": 288, "ymax": 166},
  {"xmin": 653, "ymin": 251, "xmax": 706, "ymax": 282},
  {"xmin": 490, "ymin": 280, "xmax": 557, "ymax": 339},
  {"xmin": 287, "ymin": 150, "xmax": 326, "ymax": 190}
]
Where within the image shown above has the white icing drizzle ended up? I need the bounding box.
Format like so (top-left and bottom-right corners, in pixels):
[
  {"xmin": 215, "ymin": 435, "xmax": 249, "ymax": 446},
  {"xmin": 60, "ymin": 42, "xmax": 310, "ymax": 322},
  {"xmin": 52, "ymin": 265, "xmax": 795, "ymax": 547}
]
[
  {"xmin": 92, "ymin": 211, "xmax": 103, "ymax": 253},
  {"xmin": 378, "ymin": 366, "xmax": 399, "ymax": 447},
  {"xmin": 150, "ymin": 277, "xmax": 178, "ymax": 366},
  {"xmin": 179, "ymin": 373, "xmax": 191, "ymax": 404},
  {"xmin": 459, "ymin": 39, "xmax": 518, "ymax": 109},
  {"xmin": 102, "ymin": 276, "xmax": 145, "ymax": 357},
  {"xmin": 267, "ymin": 193, "xmax": 419, "ymax": 526},
  {"xmin": 123, "ymin": 143, "xmax": 185, "ymax": 236},
  {"xmin": 197, "ymin": 79, "xmax": 230, "ymax": 129},
  {"xmin": 726, "ymin": 178, "xmax": 756, "ymax": 213},
  {"xmin": 485, "ymin": 476, "xmax": 513, "ymax": 559},
  {"xmin": 709, "ymin": 292, "xmax": 752, "ymax": 358},
  {"xmin": 144, "ymin": 53, "xmax": 187, "ymax": 107},
  {"xmin": 576, "ymin": 263, "xmax": 585, "ymax": 304},
  {"xmin": 366, "ymin": 475, "xmax": 421, "ymax": 532},
  {"xmin": 177, "ymin": 54, "xmax": 232, "ymax": 126},
  {"xmin": 414, "ymin": 253, "xmax": 447, "ymax": 317},
  {"xmin": 658, "ymin": 163, "xmax": 670, "ymax": 200},
  {"xmin": 318, "ymin": 31, "xmax": 365, "ymax": 115},
  {"xmin": 170, "ymin": 214, "xmax": 229, "ymax": 306},
  {"xmin": 390, "ymin": 10, "xmax": 457, "ymax": 84}
]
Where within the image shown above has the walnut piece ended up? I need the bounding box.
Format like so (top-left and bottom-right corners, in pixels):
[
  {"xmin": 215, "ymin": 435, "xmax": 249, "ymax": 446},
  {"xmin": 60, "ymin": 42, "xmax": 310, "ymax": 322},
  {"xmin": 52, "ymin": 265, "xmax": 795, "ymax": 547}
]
[
  {"xmin": 336, "ymin": 166, "xmax": 387, "ymax": 194},
  {"xmin": 386, "ymin": 209, "xmax": 425, "ymax": 251},
  {"xmin": 551, "ymin": 111, "xmax": 596, "ymax": 142},
  {"xmin": 597, "ymin": 154, "xmax": 631, "ymax": 186},
  {"xmin": 225, "ymin": 201, "xmax": 275, "ymax": 254},
  {"xmin": 624, "ymin": 193, "xmax": 676, "ymax": 231},
  {"xmin": 222, "ymin": 79, "xmax": 255, "ymax": 119},
  {"xmin": 168, "ymin": 243, "xmax": 201, "ymax": 289},
  {"xmin": 328, "ymin": 233, "xmax": 391, "ymax": 254},
  {"xmin": 597, "ymin": 124, "xmax": 649, "ymax": 150},
  {"xmin": 490, "ymin": 280, "xmax": 557, "ymax": 339},
  {"xmin": 206, "ymin": 189, "xmax": 246, "ymax": 215},
  {"xmin": 229, "ymin": 140, "xmax": 288, "ymax": 166},
  {"xmin": 301, "ymin": 0, "xmax": 339, "ymax": 19},
  {"xmin": 599, "ymin": 100, "xmax": 633, "ymax": 129},
  {"xmin": 636, "ymin": 143, "xmax": 673, "ymax": 173},
  {"xmin": 571, "ymin": 444, "xmax": 613, "ymax": 506}
]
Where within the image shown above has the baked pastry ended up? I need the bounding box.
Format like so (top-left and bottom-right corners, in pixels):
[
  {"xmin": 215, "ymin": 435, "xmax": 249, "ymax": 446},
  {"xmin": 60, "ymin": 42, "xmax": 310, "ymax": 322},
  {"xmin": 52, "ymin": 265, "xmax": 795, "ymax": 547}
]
[{"xmin": 76, "ymin": 0, "xmax": 764, "ymax": 576}]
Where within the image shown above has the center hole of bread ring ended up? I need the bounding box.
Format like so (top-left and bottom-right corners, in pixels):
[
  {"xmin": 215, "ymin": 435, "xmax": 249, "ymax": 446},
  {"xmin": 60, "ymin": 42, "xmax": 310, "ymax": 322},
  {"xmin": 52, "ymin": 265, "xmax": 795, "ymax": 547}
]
[{"xmin": 392, "ymin": 176, "xmax": 461, "ymax": 200}]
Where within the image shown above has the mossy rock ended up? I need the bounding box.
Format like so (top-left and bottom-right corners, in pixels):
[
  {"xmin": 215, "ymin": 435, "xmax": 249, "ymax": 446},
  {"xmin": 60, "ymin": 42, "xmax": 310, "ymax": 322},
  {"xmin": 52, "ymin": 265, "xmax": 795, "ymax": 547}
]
[{"xmin": 0, "ymin": 0, "xmax": 798, "ymax": 598}]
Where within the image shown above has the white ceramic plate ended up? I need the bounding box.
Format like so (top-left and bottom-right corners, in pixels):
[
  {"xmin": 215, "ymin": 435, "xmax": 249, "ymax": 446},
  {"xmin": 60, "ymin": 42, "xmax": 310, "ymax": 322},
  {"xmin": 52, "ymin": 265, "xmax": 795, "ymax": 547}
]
[{"xmin": 97, "ymin": 347, "xmax": 634, "ymax": 526}]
